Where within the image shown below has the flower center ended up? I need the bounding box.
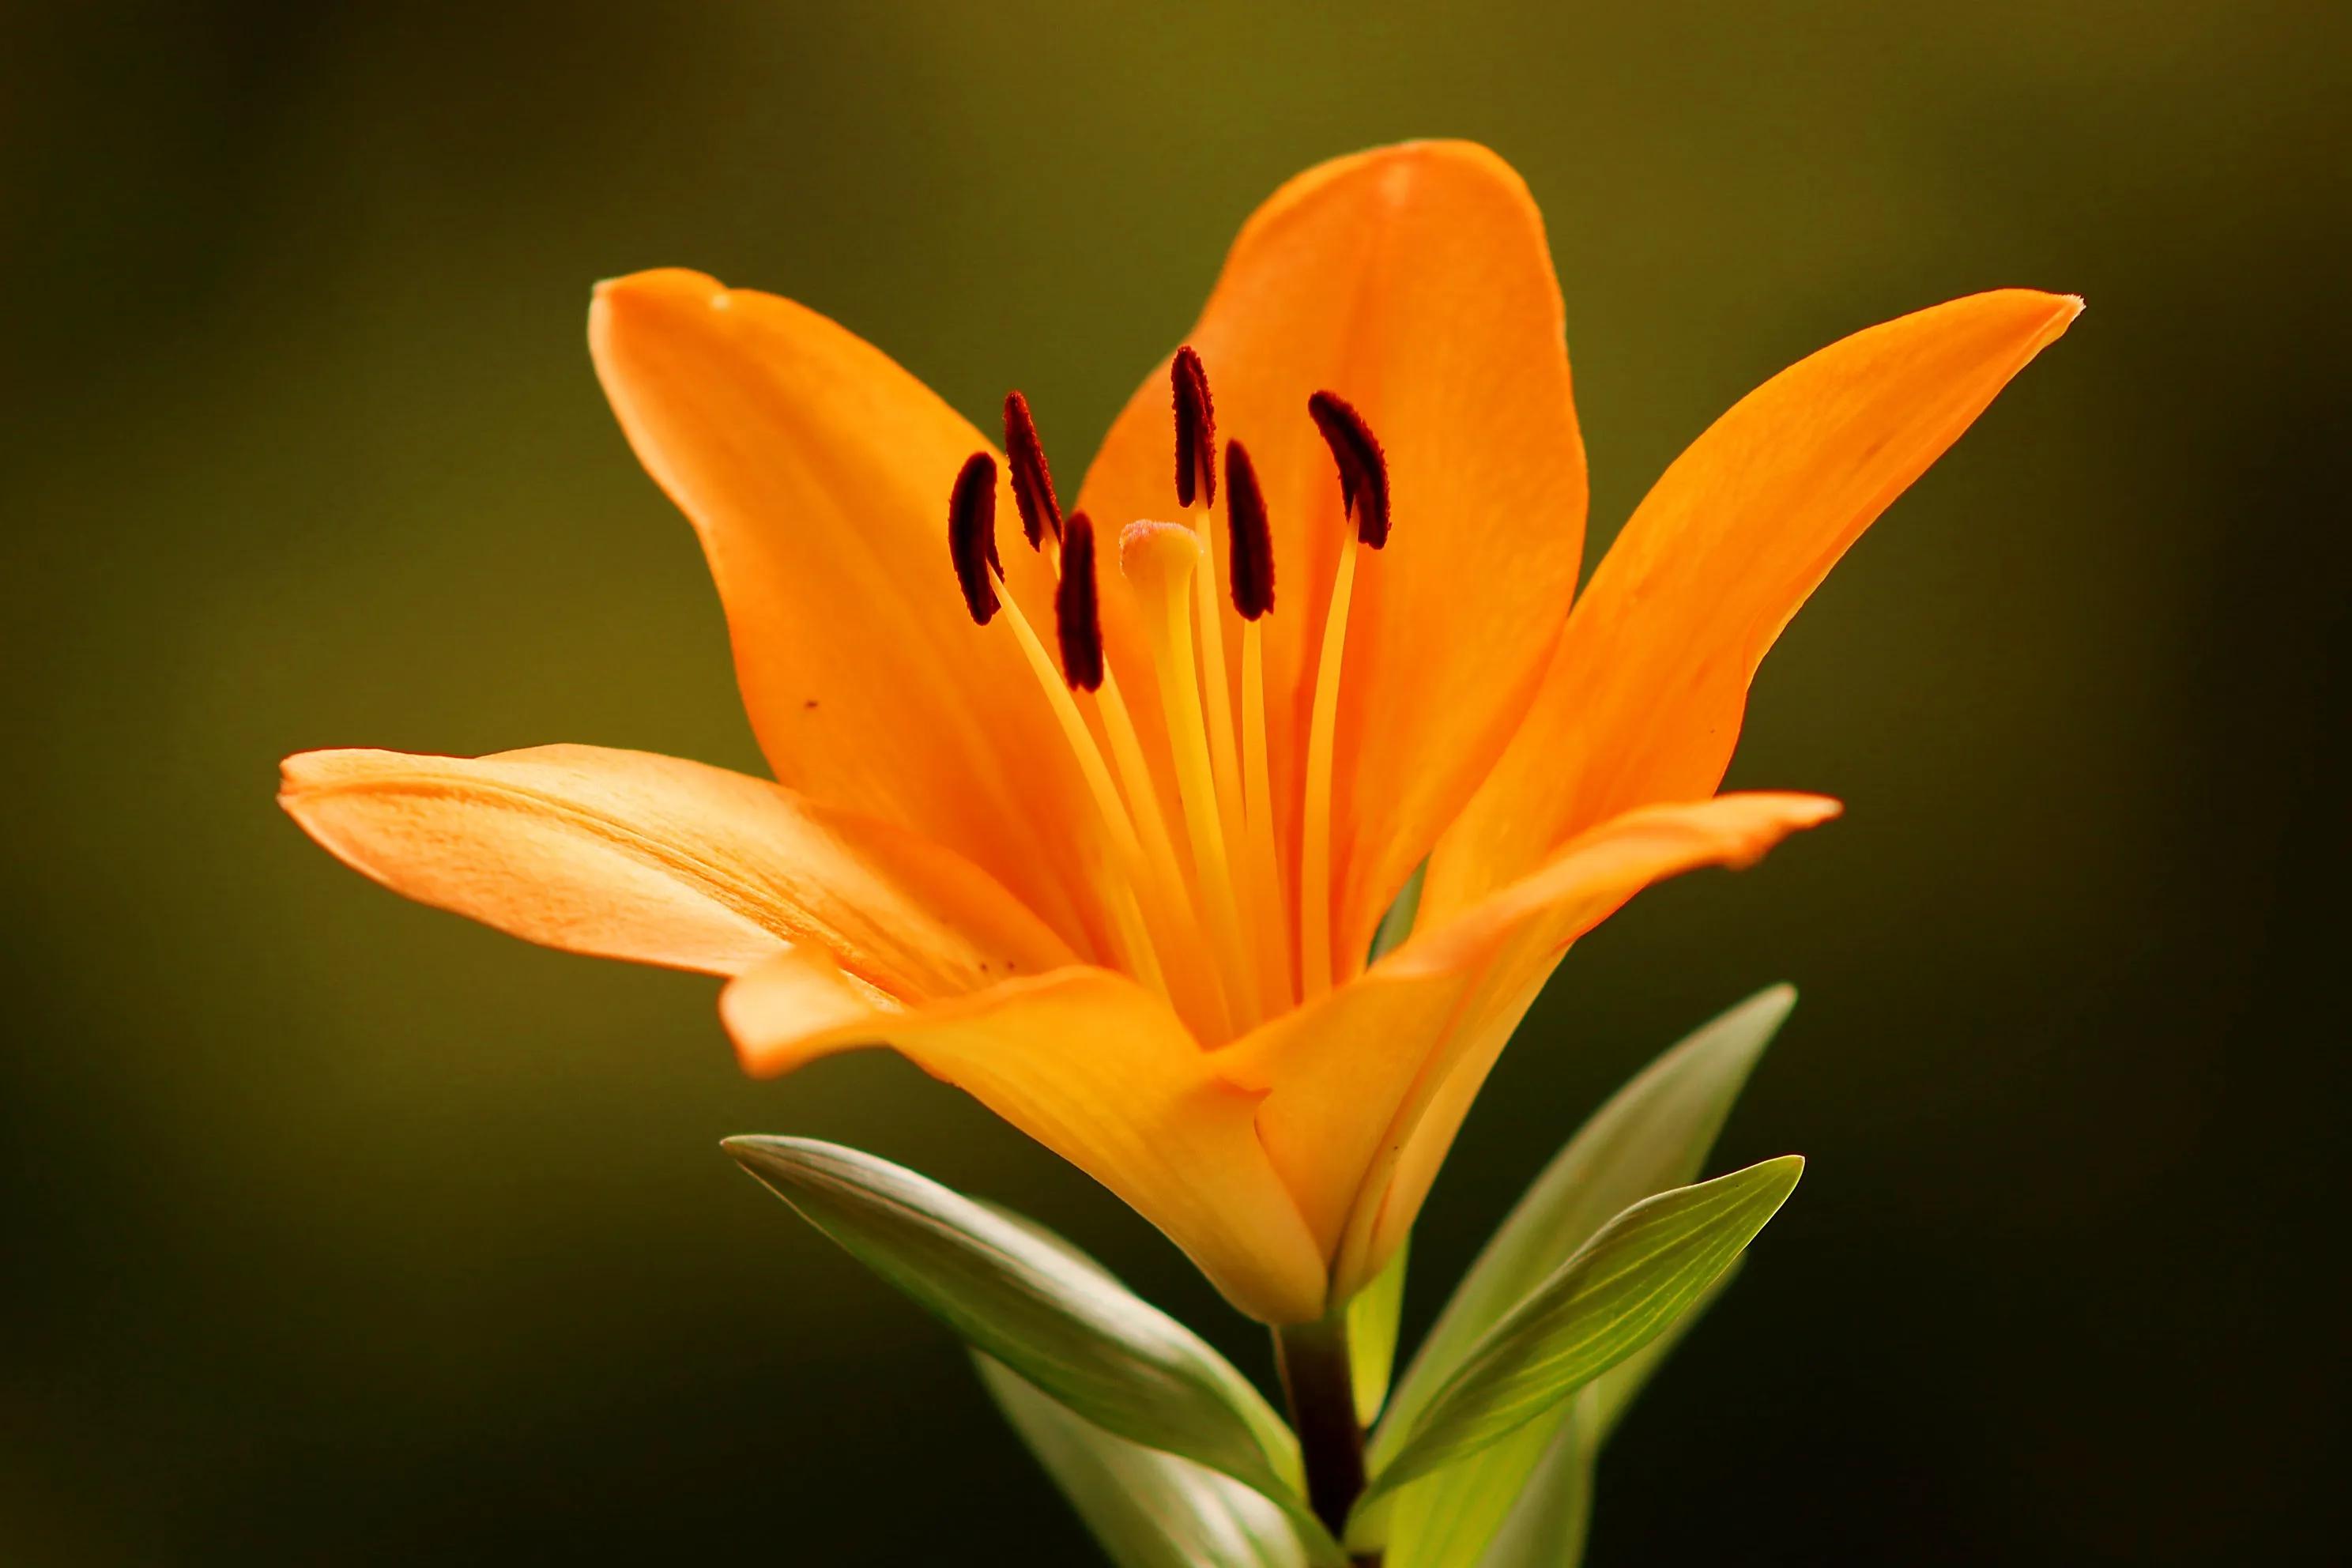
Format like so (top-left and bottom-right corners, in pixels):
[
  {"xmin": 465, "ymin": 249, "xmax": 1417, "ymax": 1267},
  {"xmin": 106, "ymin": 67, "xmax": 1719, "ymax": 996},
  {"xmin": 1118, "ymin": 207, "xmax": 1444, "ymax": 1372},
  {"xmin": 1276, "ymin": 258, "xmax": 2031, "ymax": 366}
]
[{"xmin": 952, "ymin": 358, "xmax": 1390, "ymax": 1042}]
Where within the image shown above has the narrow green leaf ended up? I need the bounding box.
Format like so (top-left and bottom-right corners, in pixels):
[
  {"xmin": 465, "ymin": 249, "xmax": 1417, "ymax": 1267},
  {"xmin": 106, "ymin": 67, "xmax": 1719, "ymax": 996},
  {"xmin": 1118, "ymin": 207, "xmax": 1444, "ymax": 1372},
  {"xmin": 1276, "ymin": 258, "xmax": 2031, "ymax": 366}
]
[
  {"xmin": 1381, "ymin": 986, "xmax": 1794, "ymax": 1449},
  {"xmin": 1585, "ymin": 1255, "xmax": 1742, "ymax": 1449},
  {"xmin": 724, "ymin": 1136, "xmax": 1304, "ymax": 1506},
  {"xmin": 977, "ymin": 1355, "xmax": 1312, "ymax": 1568},
  {"xmin": 1348, "ymin": 1233, "xmax": 1409, "ymax": 1427},
  {"xmin": 1367, "ymin": 1255, "xmax": 1746, "ymax": 1563},
  {"xmin": 1356, "ymin": 991, "xmax": 1789, "ymax": 1558},
  {"xmin": 1359, "ymin": 1156, "xmax": 1804, "ymax": 1502},
  {"xmin": 1474, "ymin": 1387, "xmax": 1595, "ymax": 1568},
  {"xmin": 1456, "ymin": 1262, "xmax": 1743, "ymax": 1568},
  {"xmin": 1374, "ymin": 1396, "xmax": 1562, "ymax": 1566}
]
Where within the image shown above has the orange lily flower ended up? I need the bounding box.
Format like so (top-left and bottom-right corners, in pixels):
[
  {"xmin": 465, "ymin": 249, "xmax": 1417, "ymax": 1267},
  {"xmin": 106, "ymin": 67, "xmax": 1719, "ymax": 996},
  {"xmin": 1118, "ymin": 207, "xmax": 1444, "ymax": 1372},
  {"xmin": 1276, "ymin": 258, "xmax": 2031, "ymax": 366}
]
[{"xmin": 280, "ymin": 141, "xmax": 2075, "ymax": 1325}]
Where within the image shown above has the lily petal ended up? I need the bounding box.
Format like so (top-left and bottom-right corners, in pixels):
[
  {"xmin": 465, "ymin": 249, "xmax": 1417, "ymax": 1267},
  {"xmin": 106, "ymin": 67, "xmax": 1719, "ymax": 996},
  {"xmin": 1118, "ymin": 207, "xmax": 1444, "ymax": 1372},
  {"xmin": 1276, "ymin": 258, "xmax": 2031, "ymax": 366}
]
[
  {"xmin": 722, "ymin": 955, "xmax": 1330, "ymax": 1325},
  {"xmin": 1424, "ymin": 289, "xmax": 2079, "ymax": 922},
  {"xmin": 278, "ymin": 744, "xmax": 1073, "ymax": 991},
  {"xmin": 1079, "ymin": 141, "xmax": 1589, "ymax": 982},
  {"xmin": 1215, "ymin": 793, "xmax": 1840, "ymax": 1293},
  {"xmin": 590, "ymin": 270, "xmax": 1107, "ymax": 956}
]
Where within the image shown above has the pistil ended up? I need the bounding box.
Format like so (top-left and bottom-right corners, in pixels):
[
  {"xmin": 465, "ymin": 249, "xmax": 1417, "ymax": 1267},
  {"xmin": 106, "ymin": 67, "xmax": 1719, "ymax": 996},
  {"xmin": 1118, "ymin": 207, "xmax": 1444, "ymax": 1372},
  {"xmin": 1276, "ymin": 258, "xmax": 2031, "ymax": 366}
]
[{"xmin": 1121, "ymin": 521, "xmax": 1260, "ymax": 1027}]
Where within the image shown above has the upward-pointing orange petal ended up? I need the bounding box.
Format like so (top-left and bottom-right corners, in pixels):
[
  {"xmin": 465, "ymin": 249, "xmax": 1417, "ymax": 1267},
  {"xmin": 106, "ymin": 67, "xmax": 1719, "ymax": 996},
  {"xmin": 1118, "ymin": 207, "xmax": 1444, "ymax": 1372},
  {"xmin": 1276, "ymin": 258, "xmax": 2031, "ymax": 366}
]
[
  {"xmin": 1078, "ymin": 142, "xmax": 1589, "ymax": 988},
  {"xmin": 1424, "ymin": 288, "xmax": 2079, "ymax": 922},
  {"xmin": 589, "ymin": 270, "xmax": 1109, "ymax": 958}
]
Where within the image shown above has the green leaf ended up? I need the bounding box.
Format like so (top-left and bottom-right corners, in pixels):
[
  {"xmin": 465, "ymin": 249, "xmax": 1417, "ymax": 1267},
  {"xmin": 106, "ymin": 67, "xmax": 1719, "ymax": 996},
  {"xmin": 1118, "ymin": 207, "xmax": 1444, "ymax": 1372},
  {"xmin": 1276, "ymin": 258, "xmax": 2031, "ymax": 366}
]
[
  {"xmin": 976, "ymin": 1354, "xmax": 1313, "ymax": 1568},
  {"xmin": 1473, "ymin": 1389, "xmax": 1593, "ymax": 1568},
  {"xmin": 1377, "ymin": 1397, "xmax": 1563, "ymax": 1567},
  {"xmin": 1459, "ymin": 1261, "xmax": 1742, "ymax": 1568},
  {"xmin": 1359, "ymin": 989, "xmax": 1793, "ymax": 1559},
  {"xmin": 1381, "ymin": 985, "xmax": 1795, "ymax": 1450},
  {"xmin": 724, "ymin": 1137, "xmax": 1305, "ymax": 1508},
  {"xmin": 1585, "ymin": 1253, "xmax": 1740, "ymax": 1446},
  {"xmin": 1359, "ymin": 1156, "xmax": 1804, "ymax": 1505},
  {"xmin": 1348, "ymin": 1234, "xmax": 1409, "ymax": 1426},
  {"xmin": 1372, "ymin": 1258, "xmax": 1746, "ymax": 1565}
]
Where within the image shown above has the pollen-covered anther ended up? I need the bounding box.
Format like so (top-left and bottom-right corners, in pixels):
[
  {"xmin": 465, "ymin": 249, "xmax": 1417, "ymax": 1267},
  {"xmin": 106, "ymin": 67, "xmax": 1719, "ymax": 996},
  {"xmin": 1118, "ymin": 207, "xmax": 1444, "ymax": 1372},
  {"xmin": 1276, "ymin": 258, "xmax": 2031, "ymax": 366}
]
[
  {"xmin": 1224, "ymin": 441, "xmax": 1276, "ymax": 620},
  {"xmin": 1171, "ymin": 345, "xmax": 1217, "ymax": 509},
  {"xmin": 948, "ymin": 451, "xmax": 1001, "ymax": 624},
  {"xmin": 1055, "ymin": 512, "xmax": 1106, "ymax": 692},
  {"xmin": 1003, "ymin": 391, "xmax": 1063, "ymax": 548},
  {"xmin": 1306, "ymin": 390, "xmax": 1391, "ymax": 548}
]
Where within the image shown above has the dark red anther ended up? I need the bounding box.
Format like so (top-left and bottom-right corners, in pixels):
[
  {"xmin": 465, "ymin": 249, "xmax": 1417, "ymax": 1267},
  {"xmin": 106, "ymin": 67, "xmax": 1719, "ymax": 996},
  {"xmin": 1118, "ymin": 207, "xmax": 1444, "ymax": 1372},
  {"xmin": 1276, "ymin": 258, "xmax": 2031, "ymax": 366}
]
[
  {"xmin": 1055, "ymin": 512, "xmax": 1106, "ymax": 691},
  {"xmin": 1223, "ymin": 441, "xmax": 1276, "ymax": 620},
  {"xmin": 948, "ymin": 451, "xmax": 1001, "ymax": 624},
  {"xmin": 1307, "ymin": 390, "xmax": 1391, "ymax": 548},
  {"xmin": 1172, "ymin": 345, "xmax": 1217, "ymax": 509},
  {"xmin": 1003, "ymin": 391, "xmax": 1063, "ymax": 548}
]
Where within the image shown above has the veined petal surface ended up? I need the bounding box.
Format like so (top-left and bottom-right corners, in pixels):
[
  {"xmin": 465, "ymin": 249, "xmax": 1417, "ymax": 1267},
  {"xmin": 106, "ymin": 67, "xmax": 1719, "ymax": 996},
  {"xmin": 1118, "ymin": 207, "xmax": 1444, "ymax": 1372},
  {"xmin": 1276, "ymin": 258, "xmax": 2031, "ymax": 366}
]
[
  {"xmin": 590, "ymin": 270, "xmax": 1108, "ymax": 954},
  {"xmin": 278, "ymin": 744, "xmax": 1071, "ymax": 989}
]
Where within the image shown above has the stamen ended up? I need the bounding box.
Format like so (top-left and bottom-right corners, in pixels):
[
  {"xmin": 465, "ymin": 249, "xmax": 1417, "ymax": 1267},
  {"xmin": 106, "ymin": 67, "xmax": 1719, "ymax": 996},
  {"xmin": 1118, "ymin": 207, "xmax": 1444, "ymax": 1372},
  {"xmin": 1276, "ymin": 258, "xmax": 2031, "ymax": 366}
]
[
  {"xmin": 944, "ymin": 453, "xmax": 1164, "ymax": 999},
  {"xmin": 1240, "ymin": 614, "xmax": 1293, "ymax": 1003},
  {"xmin": 1122, "ymin": 520, "xmax": 1259, "ymax": 1024},
  {"xmin": 1298, "ymin": 391, "xmax": 1390, "ymax": 997},
  {"xmin": 1172, "ymin": 345, "xmax": 1217, "ymax": 509},
  {"xmin": 1224, "ymin": 440, "xmax": 1276, "ymax": 620},
  {"xmin": 1164, "ymin": 352, "xmax": 1254, "ymax": 1016},
  {"xmin": 1054, "ymin": 512, "xmax": 1105, "ymax": 692},
  {"xmin": 1298, "ymin": 537, "xmax": 1357, "ymax": 999},
  {"xmin": 948, "ymin": 452, "xmax": 1001, "ymax": 624},
  {"xmin": 1307, "ymin": 390, "xmax": 1391, "ymax": 548},
  {"xmin": 1003, "ymin": 391, "xmax": 1063, "ymax": 548},
  {"xmin": 1227, "ymin": 441, "xmax": 1291, "ymax": 1002}
]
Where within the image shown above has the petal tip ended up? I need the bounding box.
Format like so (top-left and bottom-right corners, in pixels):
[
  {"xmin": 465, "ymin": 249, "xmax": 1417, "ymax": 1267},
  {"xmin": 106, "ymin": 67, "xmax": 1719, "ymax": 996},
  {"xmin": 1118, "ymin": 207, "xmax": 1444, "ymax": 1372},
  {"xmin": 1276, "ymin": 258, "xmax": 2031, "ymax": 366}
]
[
  {"xmin": 1348, "ymin": 136, "xmax": 1530, "ymax": 193},
  {"xmin": 275, "ymin": 747, "xmax": 363, "ymax": 820},
  {"xmin": 587, "ymin": 269, "xmax": 733, "ymax": 345}
]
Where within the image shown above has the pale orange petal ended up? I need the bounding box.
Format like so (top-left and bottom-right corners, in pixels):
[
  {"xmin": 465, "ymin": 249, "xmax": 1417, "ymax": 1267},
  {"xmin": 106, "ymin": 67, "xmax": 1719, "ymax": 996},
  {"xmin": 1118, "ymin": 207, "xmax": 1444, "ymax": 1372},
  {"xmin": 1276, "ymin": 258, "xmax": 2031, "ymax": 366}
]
[
  {"xmin": 1078, "ymin": 141, "xmax": 1589, "ymax": 982},
  {"xmin": 722, "ymin": 955, "xmax": 1329, "ymax": 1324},
  {"xmin": 279, "ymin": 744, "xmax": 1073, "ymax": 990},
  {"xmin": 1213, "ymin": 793, "xmax": 1839, "ymax": 1292},
  {"xmin": 590, "ymin": 270, "xmax": 1106, "ymax": 955},
  {"xmin": 1424, "ymin": 289, "xmax": 2079, "ymax": 923}
]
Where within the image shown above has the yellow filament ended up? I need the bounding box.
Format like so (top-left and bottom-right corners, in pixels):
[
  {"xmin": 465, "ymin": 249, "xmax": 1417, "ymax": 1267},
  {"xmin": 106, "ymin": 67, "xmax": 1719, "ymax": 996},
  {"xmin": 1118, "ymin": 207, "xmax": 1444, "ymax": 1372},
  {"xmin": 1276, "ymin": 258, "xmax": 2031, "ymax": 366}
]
[
  {"xmin": 1188, "ymin": 505, "xmax": 1253, "ymax": 926},
  {"xmin": 1096, "ymin": 667, "xmax": 1231, "ymax": 1038},
  {"xmin": 1239, "ymin": 618, "xmax": 1292, "ymax": 1005},
  {"xmin": 1299, "ymin": 538, "xmax": 1360, "ymax": 999},
  {"xmin": 990, "ymin": 591, "xmax": 1167, "ymax": 1000}
]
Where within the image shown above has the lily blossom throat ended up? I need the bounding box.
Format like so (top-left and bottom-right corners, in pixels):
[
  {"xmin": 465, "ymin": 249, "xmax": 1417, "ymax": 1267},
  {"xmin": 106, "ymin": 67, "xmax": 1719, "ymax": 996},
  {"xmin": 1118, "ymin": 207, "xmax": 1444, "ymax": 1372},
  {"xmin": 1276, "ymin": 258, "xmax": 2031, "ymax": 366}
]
[{"xmin": 950, "ymin": 355, "xmax": 1389, "ymax": 1041}]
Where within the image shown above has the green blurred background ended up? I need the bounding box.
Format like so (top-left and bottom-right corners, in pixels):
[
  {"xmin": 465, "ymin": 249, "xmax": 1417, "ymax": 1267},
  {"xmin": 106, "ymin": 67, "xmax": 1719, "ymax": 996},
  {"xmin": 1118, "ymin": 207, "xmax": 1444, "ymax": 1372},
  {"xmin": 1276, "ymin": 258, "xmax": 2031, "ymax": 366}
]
[{"xmin": 5, "ymin": 2, "xmax": 2345, "ymax": 1562}]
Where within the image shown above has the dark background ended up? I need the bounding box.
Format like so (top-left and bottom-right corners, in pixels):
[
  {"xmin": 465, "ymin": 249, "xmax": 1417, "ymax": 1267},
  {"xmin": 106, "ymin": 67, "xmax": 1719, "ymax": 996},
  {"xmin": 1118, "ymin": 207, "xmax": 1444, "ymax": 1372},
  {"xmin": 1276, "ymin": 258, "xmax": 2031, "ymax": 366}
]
[{"xmin": 5, "ymin": 2, "xmax": 2346, "ymax": 1562}]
